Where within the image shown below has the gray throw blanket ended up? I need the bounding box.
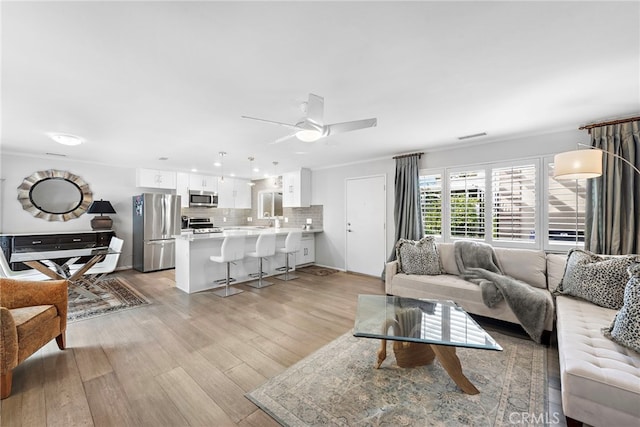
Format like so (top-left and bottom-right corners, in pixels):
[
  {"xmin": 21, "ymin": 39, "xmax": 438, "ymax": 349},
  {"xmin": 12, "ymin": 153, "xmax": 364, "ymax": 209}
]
[{"xmin": 454, "ymin": 241, "xmax": 551, "ymax": 344}]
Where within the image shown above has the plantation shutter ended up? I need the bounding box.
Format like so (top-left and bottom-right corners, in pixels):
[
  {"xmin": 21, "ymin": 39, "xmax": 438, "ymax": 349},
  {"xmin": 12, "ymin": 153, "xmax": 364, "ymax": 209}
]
[
  {"xmin": 491, "ymin": 164, "xmax": 537, "ymax": 242},
  {"xmin": 449, "ymin": 170, "xmax": 486, "ymax": 239},
  {"xmin": 419, "ymin": 174, "xmax": 442, "ymax": 236},
  {"xmin": 547, "ymin": 163, "xmax": 586, "ymax": 244}
]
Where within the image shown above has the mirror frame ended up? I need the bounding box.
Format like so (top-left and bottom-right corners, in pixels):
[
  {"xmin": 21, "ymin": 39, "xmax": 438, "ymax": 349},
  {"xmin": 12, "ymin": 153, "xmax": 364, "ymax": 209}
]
[{"xmin": 17, "ymin": 169, "xmax": 93, "ymax": 222}]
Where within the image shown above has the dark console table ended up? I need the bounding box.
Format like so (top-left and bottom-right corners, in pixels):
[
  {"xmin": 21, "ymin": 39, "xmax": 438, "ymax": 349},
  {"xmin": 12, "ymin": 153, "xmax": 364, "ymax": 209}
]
[{"xmin": 0, "ymin": 230, "xmax": 115, "ymax": 272}]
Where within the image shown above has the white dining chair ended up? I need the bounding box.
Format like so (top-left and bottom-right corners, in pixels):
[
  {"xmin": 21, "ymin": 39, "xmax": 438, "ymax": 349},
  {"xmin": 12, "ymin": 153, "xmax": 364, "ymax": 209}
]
[
  {"xmin": 246, "ymin": 232, "xmax": 276, "ymax": 288},
  {"xmin": 0, "ymin": 251, "xmax": 52, "ymax": 281},
  {"xmin": 71, "ymin": 237, "xmax": 124, "ymax": 283}
]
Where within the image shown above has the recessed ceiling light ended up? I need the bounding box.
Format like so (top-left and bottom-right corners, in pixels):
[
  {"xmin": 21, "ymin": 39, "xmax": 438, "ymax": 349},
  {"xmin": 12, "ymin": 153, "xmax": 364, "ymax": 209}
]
[
  {"xmin": 191, "ymin": 168, "xmax": 198, "ymax": 172},
  {"xmin": 48, "ymin": 133, "xmax": 83, "ymax": 146},
  {"xmin": 214, "ymin": 162, "xmax": 221, "ymax": 167},
  {"xmin": 230, "ymin": 173, "xmax": 236, "ymax": 177},
  {"xmin": 253, "ymin": 167, "xmax": 260, "ymax": 172}
]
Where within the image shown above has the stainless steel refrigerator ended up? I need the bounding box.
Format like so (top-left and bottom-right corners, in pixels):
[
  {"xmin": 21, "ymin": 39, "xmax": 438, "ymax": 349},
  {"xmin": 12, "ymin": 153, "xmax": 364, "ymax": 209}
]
[{"xmin": 132, "ymin": 193, "xmax": 181, "ymax": 272}]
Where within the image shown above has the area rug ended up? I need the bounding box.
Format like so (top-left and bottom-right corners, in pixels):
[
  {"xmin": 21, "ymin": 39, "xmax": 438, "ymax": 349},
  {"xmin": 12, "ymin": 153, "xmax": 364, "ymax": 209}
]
[
  {"xmin": 67, "ymin": 277, "xmax": 150, "ymax": 322},
  {"xmin": 246, "ymin": 331, "xmax": 546, "ymax": 426},
  {"xmin": 296, "ymin": 265, "xmax": 340, "ymax": 276}
]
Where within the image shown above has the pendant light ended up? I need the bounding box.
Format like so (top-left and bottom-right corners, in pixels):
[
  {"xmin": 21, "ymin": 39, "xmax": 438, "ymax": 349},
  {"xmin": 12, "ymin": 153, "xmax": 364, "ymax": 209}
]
[
  {"xmin": 218, "ymin": 151, "xmax": 226, "ymax": 182},
  {"xmin": 248, "ymin": 157, "xmax": 256, "ymax": 186}
]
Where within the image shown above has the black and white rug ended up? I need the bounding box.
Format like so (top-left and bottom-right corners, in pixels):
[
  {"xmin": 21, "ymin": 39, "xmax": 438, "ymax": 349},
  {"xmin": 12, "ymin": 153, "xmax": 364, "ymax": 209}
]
[
  {"xmin": 247, "ymin": 330, "xmax": 547, "ymax": 426},
  {"xmin": 67, "ymin": 277, "xmax": 150, "ymax": 322}
]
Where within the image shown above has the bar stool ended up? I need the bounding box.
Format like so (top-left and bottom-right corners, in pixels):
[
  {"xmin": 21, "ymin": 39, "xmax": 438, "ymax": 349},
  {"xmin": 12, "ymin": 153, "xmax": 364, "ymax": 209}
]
[
  {"xmin": 275, "ymin": 230, "xmax": 302, "ymax": 281},
  {"xmin": 209, "ymin": 234, "xmax": 246, "ymax": 297},
  {"xmin": 245, "ymin": 233, "xmax": 277, "ymax": 289}
]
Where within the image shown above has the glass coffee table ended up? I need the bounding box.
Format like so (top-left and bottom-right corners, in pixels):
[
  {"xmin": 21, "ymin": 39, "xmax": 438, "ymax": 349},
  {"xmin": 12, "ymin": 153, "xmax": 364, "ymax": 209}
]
[{"xmin": 353, "ymin": 294, "xmax": 502, "ymax": 394}]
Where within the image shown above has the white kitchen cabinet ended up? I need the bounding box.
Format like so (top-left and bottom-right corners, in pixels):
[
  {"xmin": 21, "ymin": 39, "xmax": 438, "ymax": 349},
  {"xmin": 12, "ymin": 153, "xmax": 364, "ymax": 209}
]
[
  {"xmin": 282, "ymin": 168, "xmax": 311, "ymax": 208},
  {"xmin": 136, "ymin": 168, "xmax": 177, "ymax": 189},
  {"xmin": 233, "ymin": 178, "xmax": 252, "ymax": 209},
  {"xmin": 218, "ymin": 177, "xmax": 252, "ymax": 209},
  {"xmin": 189, "ymin": 174, "xmax": 218, "ymax": 192},
  {"xmin": 217, "ymin": 177, "xmax": 234, "ymax": 208},
  {"xmin": 296, "ymin": 233, "xmax": 315, "ymax": 266},
  {"xmin": 176, "ymin": 172, "xmax": 189, "ymax": 207}
]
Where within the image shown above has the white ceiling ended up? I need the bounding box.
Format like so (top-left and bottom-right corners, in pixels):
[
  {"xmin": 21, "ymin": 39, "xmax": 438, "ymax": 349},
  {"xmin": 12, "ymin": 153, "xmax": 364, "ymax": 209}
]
[{"xmin": 2, "ymin": 1, "xmax": 639, "ymax": 179}]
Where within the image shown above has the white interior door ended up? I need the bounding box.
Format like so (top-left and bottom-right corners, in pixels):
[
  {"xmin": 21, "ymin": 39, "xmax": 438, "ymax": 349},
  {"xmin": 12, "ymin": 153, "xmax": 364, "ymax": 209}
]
[{"xmin": 345, "ymin": 175, "xmax": 386, "ymax": 276}]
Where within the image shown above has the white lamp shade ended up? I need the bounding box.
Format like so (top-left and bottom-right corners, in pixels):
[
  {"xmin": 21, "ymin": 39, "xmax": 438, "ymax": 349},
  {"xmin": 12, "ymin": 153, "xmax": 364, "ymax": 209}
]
[{"xmin": 553, "ymin": 149, "xmax": 603, "ymax": 180}]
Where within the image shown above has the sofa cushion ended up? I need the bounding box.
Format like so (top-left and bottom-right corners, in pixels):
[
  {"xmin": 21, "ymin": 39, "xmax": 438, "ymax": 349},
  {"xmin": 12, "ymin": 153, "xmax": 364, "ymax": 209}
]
[
  {"xmin": 556, "ymin": 296, "xmax": 640, "ymax": 424},
  {"xmin": 604, "ymin": 264, "xmax": 640, "ymax": 353},
  {"xmin": 396, "ymin": 236, "xmax": 442, "ymax": 275},
  {"xmin": 494, "ymin": 247, "xmax": 547, "ymax": 289},
  {"xmin": 437, "ymin": 243, "xmax": 459, "ymax": 275},
  {"xmin": 10, "ymin": 304, "xmax": 60, "ymax": 363},
  {"xmin": 546, "ymin": 253, "xmax": 567, "ymax": 293},
  {"xmin": 557, "ymin": 249, "xmax": 639, "ymax": 309}
]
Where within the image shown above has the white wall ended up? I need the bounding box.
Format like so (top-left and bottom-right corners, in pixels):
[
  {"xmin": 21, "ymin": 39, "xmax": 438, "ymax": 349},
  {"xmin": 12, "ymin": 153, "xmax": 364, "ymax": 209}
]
[
  {"xmin": 312, "ymin": 128, "xmax": 585, "ymax": 271},
  {"xmin": 0, "ymin": 153, "xmax": 138, "ymax": 268},
  {"xmin": 311, "ymin": 158, "xmax": 395, "ymax": 271}
]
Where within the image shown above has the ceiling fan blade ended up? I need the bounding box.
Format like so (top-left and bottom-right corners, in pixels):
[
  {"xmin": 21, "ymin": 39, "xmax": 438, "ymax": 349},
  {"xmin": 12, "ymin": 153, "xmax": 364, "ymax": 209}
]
[
  {"xmin": 306, "ymin": 94, "xmax": 324, "ymax": 126},
  {"xmin": 327, "ymin": 118, "xmax": 377, "ymax": 135},
  {"xmin": 241, "ymin": 115, "xmax": 301, "ymax": 130},
  {"xmin": 269, "ymin": 133, "xmax": 297, "ymax": 145}
]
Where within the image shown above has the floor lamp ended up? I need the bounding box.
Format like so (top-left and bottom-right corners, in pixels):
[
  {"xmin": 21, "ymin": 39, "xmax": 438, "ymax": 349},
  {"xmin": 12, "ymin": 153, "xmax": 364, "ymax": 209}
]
[{"xmin": 553, "ymin": 143, "xmax": 640, "ymax": 246}]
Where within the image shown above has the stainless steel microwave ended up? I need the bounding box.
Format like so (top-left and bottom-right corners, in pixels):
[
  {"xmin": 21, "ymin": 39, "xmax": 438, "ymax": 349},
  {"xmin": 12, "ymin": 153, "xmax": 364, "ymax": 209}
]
[{"xmin": 188, "ymin": 190, "xmax": 218, "ymax": 208}]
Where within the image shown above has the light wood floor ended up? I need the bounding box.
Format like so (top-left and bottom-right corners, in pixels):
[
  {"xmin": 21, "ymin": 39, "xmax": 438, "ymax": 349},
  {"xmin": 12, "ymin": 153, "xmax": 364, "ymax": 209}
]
[{"xmin": 0, "ymin": 269, "xmax": 566, "ymax": 426}]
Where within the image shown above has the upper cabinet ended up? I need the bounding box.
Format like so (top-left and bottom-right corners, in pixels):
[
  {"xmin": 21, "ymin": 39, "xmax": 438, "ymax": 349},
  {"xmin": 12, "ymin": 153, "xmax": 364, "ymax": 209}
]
[
  {"xmin": 282, "ymin": 168, "xmax": 311, "ymax": 207},
  {"xmin": 136, "ymin": 168, "xmax": 177, "ymax": 189},
  {"xmin": 189, "ymin": 174, "xmax": 218, "ymax": 192},
  {"xmin": 218, "ymin": 177, "xmax": 251, "ymax": 209}
]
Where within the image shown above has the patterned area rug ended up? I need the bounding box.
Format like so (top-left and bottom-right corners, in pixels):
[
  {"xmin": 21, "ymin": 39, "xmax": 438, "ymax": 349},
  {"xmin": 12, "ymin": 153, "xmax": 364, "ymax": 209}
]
[
  {"xmin": 296, "ymin": 265, "xmax": 340, "ymax": 276},
  {"xmin": 67, "ymin": 277, "xmax": 150, "ymax": 322},
  {"xmin": 247, "ymin": 331, "xmax": 547, "ymax": 426}
]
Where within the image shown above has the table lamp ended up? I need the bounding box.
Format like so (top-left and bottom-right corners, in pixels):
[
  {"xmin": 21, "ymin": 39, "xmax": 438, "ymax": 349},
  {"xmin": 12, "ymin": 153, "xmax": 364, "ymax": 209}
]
[{"xmin": 87, "ymin": 199, "xmax": 116, "ymax": 230}]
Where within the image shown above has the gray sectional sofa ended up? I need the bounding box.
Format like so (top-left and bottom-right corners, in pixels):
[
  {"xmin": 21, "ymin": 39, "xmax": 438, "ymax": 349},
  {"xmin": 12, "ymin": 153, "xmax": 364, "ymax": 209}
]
[{"xmin": 385, "ymin": 243, "xmax": 640, "ymax": 426}]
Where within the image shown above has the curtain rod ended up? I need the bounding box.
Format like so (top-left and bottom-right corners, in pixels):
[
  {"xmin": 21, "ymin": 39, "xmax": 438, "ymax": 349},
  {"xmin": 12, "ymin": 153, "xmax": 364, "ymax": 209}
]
[
  {"xmin": 392, "ymin": 152, "xmax": 423, "ymax": 160},
  {"xmin": 579, "ymin": 115, "xmax": 640, "ymax": 132}
]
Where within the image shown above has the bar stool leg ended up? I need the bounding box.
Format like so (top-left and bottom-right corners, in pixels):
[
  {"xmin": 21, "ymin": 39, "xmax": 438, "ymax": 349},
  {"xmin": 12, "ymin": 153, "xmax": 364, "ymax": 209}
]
[
  {"xmin": 213, "ymin": 262, "xmax": 244, "ymax": 297},
  {"xmin": 276, "ymin": 252, "xmax": 298, "ymax": 281},
  {"xmin": 246, "ymin": 257, "xmax": 274, "ymax": 289}
]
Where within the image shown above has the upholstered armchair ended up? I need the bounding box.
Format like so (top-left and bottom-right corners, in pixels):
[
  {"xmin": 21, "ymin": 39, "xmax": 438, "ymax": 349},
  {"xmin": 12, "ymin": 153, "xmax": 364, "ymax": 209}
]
[{"xmin": 0, "ymin": 278, "xmax": 68, "ymax": 399}]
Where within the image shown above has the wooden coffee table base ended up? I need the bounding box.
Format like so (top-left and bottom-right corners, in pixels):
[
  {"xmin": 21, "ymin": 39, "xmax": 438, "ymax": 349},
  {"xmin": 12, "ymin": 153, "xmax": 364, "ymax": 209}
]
[{"xmin": 376, "ymin": 339, "xmax": 480, "ymax": 395}]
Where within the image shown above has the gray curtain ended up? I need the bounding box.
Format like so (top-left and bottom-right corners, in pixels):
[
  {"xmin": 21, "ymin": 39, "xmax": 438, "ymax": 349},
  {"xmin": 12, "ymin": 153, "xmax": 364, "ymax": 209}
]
[
  {"xmin": 386, "ymin": 154, "xmax": 425, "ymax": 264},
  {"xmin": 585, "ymin": 120, "xmax": 640, "ymax": 255}
]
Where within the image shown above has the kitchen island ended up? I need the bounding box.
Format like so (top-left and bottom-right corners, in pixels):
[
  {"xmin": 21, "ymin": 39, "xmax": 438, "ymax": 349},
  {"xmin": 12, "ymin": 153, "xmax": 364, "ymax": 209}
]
[{"xmin": 175, "ymin": 227, "xmax": 321, "ymax": 294}]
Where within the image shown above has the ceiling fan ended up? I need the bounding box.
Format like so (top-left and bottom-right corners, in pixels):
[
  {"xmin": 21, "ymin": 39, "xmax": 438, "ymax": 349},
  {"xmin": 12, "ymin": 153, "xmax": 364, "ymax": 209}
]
[{"xmin": 241, "ymin": 93, "xmax": 377, "ymax": 144}]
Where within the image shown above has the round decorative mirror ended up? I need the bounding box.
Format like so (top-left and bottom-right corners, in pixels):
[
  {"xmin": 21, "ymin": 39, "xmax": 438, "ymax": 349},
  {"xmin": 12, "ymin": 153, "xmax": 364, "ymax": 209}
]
[{"xmin": 17, "ymin": 170, "xmax": 93, "ymax": 221}]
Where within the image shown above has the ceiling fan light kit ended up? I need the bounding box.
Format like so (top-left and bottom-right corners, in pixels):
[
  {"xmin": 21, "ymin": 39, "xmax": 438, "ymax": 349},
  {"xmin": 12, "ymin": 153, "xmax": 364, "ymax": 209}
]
[{"xmin": 242, "ymin": 93, "xmax": 377, "ymax": 145}]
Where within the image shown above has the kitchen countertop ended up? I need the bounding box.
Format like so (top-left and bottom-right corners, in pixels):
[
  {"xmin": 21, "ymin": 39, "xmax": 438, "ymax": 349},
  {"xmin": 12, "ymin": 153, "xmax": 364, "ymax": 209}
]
[{"xmin": 177, "ymin": 227, "xmax": 322, "ymax": 240}]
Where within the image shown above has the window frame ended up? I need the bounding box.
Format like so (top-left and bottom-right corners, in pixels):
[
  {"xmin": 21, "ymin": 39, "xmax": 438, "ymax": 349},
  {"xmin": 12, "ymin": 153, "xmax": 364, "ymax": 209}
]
[{"xmin": 419, "ymin": 155, "xmax": 583, "ymax": 252}]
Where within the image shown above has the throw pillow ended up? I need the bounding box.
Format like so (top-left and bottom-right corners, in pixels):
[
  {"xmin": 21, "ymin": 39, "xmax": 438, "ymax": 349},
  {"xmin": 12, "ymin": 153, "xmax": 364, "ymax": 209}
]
[
  {"xmin": 604, "ymin": 263, "xmax": 640, "ymax": 353},
  {"xmin": 556, "ymin": 249, "xmax": 639, "ymax": 310},
  {"xmin": 395, "ymin": 236, "xmax": 442, "ymax": 275}
]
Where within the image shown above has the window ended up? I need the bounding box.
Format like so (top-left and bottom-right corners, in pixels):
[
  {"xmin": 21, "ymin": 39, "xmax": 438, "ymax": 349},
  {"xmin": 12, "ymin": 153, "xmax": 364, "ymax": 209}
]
[
  {"xmin": 491, "ymin": 164, "xmax": 536, "ymax": 242},
  {"xmin": 419, "ymin": 174, "xmax": 442, "ymax": 236},
  {"xmin": 449, "ymin": 170, "xmax": 485, "ymax": 239},
  {"xmin": 547, "ymin": 163, "xmax": 586, "ymax": 246},
  {"xmin": 420, "ymin": 157, "xmax": 586, "ymax": 251}
]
